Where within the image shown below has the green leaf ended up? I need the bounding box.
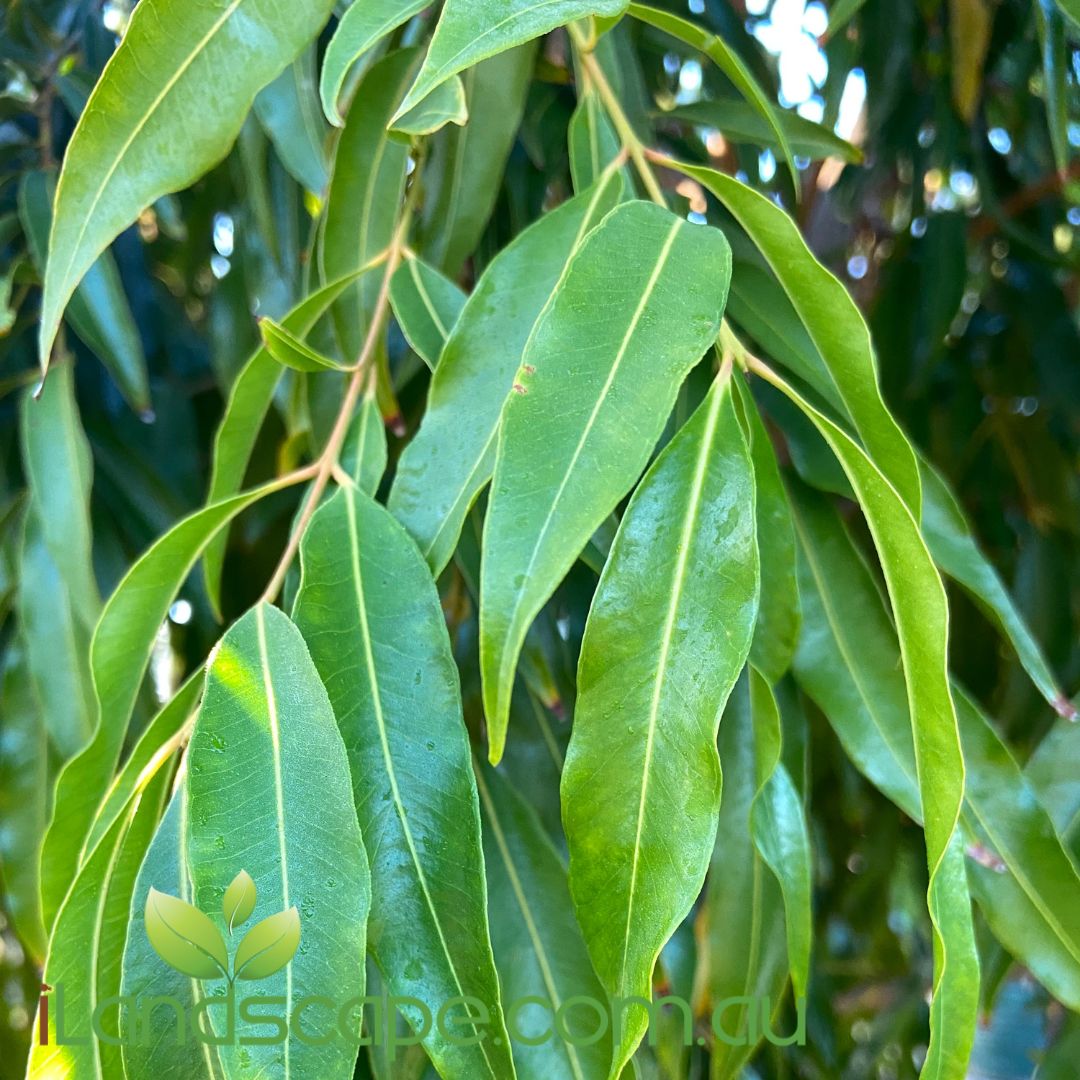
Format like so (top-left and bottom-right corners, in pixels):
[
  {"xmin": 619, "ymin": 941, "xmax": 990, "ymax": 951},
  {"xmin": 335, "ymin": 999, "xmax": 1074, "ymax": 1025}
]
[
  {"xmin": 233, "ymin": 907, "xmax": 302, "ymax": 980},
  {"xmin": 38, "ymin": 0, "xmax": 336, "ymax": 371},
  {"xmin": 668, "ymin": 99, "xmax": 863, "ymax": 163},
  {"xmin": 663, "ymin": 160, "xmax": 923, "ymax": 516},
  {"xmin": 320, "ymin": 0, "xmax": 429, "ymax": 126},
  {"xmin": 628, "ymin": 5, "xmax": 798, "ymax": 192},
  {"xmin": 21, "ymin": 360, "xmax": 99, "ymax": 626},
  {"xmin": 568, "ymin": 86, "xmax": 627, "ymax": 192},
  {"xmin": 19, "ymin": 170, "xmax": 150, "ymax": 414},
  {"xmin": 734, "ymin": 376, "xmax": 800, "ymax": 684},
  {"xmin": 766, "ymin": 369, "xmax": 977, "ymax": 1078},
  {"xmin": 223, "ymin": 868, "xmax": 257, "ymax": 931},
  {"xmin": 389, "ymin": 172, "xmax": 622, "ymax": 575},
  {"xmin": 341, "ymin": 388, "xmax": 388, "ymax": 495},
  {"xmin": 746, "ymin": 668, "xmax": 813, "ymax": 1000},
  {"xmin": 827, "ymin": 0, "xmax": 870, "ymax": 35},
  {"xmin": 921, "ymin": 459, "xmax": 1075, "ymax": 718},
  {"xmin": 1026, "ymin": 720, "xmax": 1080, "ymax": 842},
  {"xmin": 392, "ymin": 74, "xmax": 469, "ymax": 137},
  {"xmin": 39, "ymin": 475, "xmax": 304, "ymax": 930},
  {"xmin": 562, "ymin": 373, "xmax": 756, "ymax": 1073},
  {"xmin": 416, "ymin": 46, "xmax": 537, "ymax": 275},
  {"xmin": 1036, "ymin": 0, "xmax": 1070, "ymax": 177},
  {"xmin": 0, "ymin": 644, "xmax": 48, "ymax": 961},
  {"xmin": 29, "ymin": 748, "xmax": 173, "ymax": 1080},
  {"xmin": 293, "ymin": 488, "xmax": 515, "ymax": 1080},
  {"xmin": 1056, "ymin": 0, "xmax": 1080, "ymax": 30},
  {"xmin": 203, "ymin": 264, "xmax": 383, "ymax": 615},
  {"xmin": 389, "ymin": 252, "xmax": 467, "ymax": 368},
  {"xmin": 476, "ymin": 761, "xmax": 613, "ymax": 1080},
  {"xmin": 186, "ymin": 603, "xmax": 370, "ymax": 1078},
  {"xmin": 481, "ymin": 201, "xmax": 733, "ymax": 763},
  {"xmin": 259, "ymin": 316, "xmax": 351, "ymax": 372},
  {"xmin": 145, "ymin": 887, "xmax": 230, "ymax": 980},
  {"xmin": 393, "ymin": 0, "xmax": 627, "ymax": 120},
  {"xmin": 322, "ymin": 48, "xmax": 416, "ymax": 361},
  {"xmin": 254, "ymin": 46, "xmax": 329, "ymax": 194},
  {"xmin": 703, "ymin": 673, "xmax": 792, "ymax": 1080},
  {"xmin": 120, "ymin": 789, "xmax": 220, "ymax": 1080}
]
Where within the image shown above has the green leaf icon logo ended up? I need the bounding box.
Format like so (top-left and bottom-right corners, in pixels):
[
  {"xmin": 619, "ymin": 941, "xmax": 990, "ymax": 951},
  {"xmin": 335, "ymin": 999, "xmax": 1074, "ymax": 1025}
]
[
  {"xmin": 222, "ymin": 869, "xmax": 257, "ymax": 932},
  {"xmin": 233, "ymin": 907, "xmax": 301, "ymax": 981},
  {"xmin": 145, "ymin": 887, "xmax": 229, "ymax": 980}
]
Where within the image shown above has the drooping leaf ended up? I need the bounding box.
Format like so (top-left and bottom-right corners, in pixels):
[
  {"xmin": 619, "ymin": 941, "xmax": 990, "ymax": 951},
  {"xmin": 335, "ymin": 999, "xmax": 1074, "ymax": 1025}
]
[
  {"xmin": 669, "ymin": 99, "xmax": 863, "ymax": 163},
  {"xmin": 481, "ymin": 201, "xmax": 733, "ymax": 763},
  {"xmin": 391, "ymin": 74, "xmax": 468, "ymax": 137},
  {"xmin": 0, "ymin": 644, "xmax": 48, "ymax": 961},
  {"xmin": 921, "ymin": 459, "xmax": 1074, "ymax": 718},
  {"xmin": 145, "ymin": 887, "xmax": 230, "ymax": 980},
  {"xmin": 389, "ymin": 252, "xmax": 467, "ymax": 368},
  {"xmin": 948, "ymin": 0, "xmax": 993, "ymax": 124},
  {"xmin": 415, "ymin": 45, "xmax": 537, "ymax": 275},
  {"xmin": 203, "ymin": 263, "xmax": 383, "ymax": 613},
  {"xmin": 233, "ymin": 907, "xmax": 302, "ymax": 980},
  {"xmin": 628, "ymin": 5, "xmax": 798, "ymax": 190},
  {"xmin": 223, "ymin": 869, "xmax": 257, "ymax": 931},
  {"xmin": 259, "ymin": 316, "xmax": 352, "ymax": 372},
  {"xmin": 1036, "ymin": 0, "xmax": 1070, "ymax": 177},
  {"xmin": 764, "ymin": 368, "xmax": 976, "ymax": 1078},
  {"xmin": 321, "ymin": 48, "xmax": 416, "ymax": 360},
  {"xmin": 562, "ymin": 373, "xmax": 756, "ymax": 1073},
  {"xmin": 568, "ymin": 86, "xmax": 627, "ymax": 192},
  {"xmin": 389, "ymin": 171, "xmax": 622, "ymax": 575},
  {"xmin": 320, "ymin": 0, "xmax": 429, "ymax": 126},
  {"xmin": 827, "ymin": 0, "xmax": 870, "ymax": 35},
  {"xmin": 254, "ymin": 46, "xmax": 329, "ymax": 194},
  {"xmin": 341, "ymin": 387, "xmax": 388, "ymax": 495},
  {"xmin": 39, "ymin": 475, "xmax": 306, "ymax": 930},
  {"xmin": 664, "ymin": 160, "xmax": 923, "ymax": 515},
  {"xmin": 293, "ymin": 488, "xmax": 515, "ymax": 1080},
  {"xmin": 393, "ymin": 0, "xmax": 627, "ymax": 119},
  {"xmin": 186, "ymin": 603, "xmax": 370, "ymax": 1079},
  {"xmin": 476, "ymin": 761, "xmax": 613, "ymax": 1080},
  {"xmin": 19, "ymin": 170, "xmax": 150, "ymax": 414},
  {"xmin": 38, "ymin": 0, "xmax": 337, "ymax": 370}
]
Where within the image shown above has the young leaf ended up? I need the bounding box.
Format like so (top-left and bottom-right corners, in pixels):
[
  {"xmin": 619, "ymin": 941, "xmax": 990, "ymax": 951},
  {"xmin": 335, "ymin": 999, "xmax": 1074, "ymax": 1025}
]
[
  {"xmin": 628, "ymin": 4, "xmax": 798, "ymax": 189},
  {"xmin": 145, "ymin": 887, "xmax": 230, "ymax": 980},
  {"xmin": 293, "ymin": 489, "xmax": 515, "ymax": 1080},
  {"xmin": 39, "ymin": 476, "xmax": 305, "ymax": 930},
  {"xmin": 562, "ymin": 373, "xmax": 756, "ymax": 1073},
  {"xmin": 223, "ymin": 869, "xmax": 257, "ymax": 931},
  {"xmin": 762, "ymin": 367, "xmax": 977, "ymax": 1077},
  {"xmin": 415, "ymin": 46, "xmax": 537, "ymax": 275},
  {"xmin": 186, "ymin": 603, "xmax": 370, "ymax": 1079},
  {"xmin": 476, "ymin": 761, "xmax": 613, "ymax": 1080},
  {"xmin": 389, "ymin": 171, "xmax": 622, "ymax": 575},
  {"xmin": 19, "ymin": 170, "xmax": 150, "ymax": 414},
  {"xmin": 663, "ymin": 160, "xmax": 923, "ymax": 515},
  {"xmin": 389, "ymin": 252, "xmax": 467, "ymax": 368},
  {"xmin": 320, "ymin": 0, "xmax": 429, "ymax": 126},
  {"xmin": 391, "ymin": 73, "xmax": 468, "ymax": 137},
  {"xmin": 393, "ymin": 0, "xmax": 628, "ymax": 120},
  {"xmin": 233, "ymin": 907, "xmax": 302, "ymax": 980},
  {"xmin": 482, "ymin": 201, "xmax": 733, "ymax": 763},
  {"xmin": 38, "ymin": 0, "xmax": 336, "ymax": 371},
  {"xmin": 259, "ymin": 316, "xmax": 351, "ymax": 372}
]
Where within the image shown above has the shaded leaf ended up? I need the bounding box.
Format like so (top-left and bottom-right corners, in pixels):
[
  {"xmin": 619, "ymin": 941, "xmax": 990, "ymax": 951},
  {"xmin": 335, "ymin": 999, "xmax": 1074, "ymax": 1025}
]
[
  {"xmin": 481, "ymin": 201, "xmax": 732, "ymax": 763},
  {"xmin": 392, "ymin": 74, "xmax": 468, "ymax": 137},
  {"xmin": 389, "ymin": 252, "xmax": 467, "ymax": 368},
  {"xmin": 568, "ymin": 86, "xmax": 627, "ymax": 192}
]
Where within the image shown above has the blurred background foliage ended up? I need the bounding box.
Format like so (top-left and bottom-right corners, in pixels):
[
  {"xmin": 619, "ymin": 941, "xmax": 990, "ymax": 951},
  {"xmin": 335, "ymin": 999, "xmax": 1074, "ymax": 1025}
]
[{"xmin": 0, "ymin": 0, "xmax": 1078, "ymax": 1077}]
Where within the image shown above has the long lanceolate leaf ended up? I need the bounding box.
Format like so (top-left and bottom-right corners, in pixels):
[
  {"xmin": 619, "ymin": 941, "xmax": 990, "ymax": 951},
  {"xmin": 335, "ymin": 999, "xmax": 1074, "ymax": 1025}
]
[
  {"xmin": 39, "ymin": 474, "xmax": 308, "ymax": 931},
  {"xmin": 392, "ymin": 0, "xmax": 628, "ymax": 120},
  {"xmin": 389, "ymin": 172, "xmax": 623, "ymax": 576},
  {"xmin": 293, "ymin": 489, "xmax": 515, "ymax": 1080},
  {"xmin": 389, "ymin": 253, "xmax": 467, "ymax": 369},
  {"xmin": 38, "ymin": 0, "xmax": 336, "ymax": 371},
  {"xmin": 791, "ymin": 488, "xmax": 1080, "ymax": 1013},
  {"xmin": 756, "ymin": 365, "xmax": 977, "ymax": 1078},
  {"xmin": 481, "ymin": 201, "xmax": 733, "ymax": 764},
  {"xmin": 663, "ymin": 161, "xmax": 923, "ymax": 516},
  {"xmin": 186, "ymin": 604, "xmax": 370, "ymax": 1080},
  {"xmin": 563, "ymin": 373, "xmax": 757, "ymax": 1075}
]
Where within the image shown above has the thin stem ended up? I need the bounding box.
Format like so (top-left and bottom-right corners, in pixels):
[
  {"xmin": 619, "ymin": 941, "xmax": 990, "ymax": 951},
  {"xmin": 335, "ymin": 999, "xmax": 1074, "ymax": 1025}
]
[{"xmin": 260, "ymin": 213, "xmax": 411, "ymax": 604}]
